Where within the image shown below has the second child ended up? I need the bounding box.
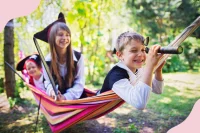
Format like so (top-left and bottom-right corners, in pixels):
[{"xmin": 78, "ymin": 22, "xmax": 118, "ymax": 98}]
[
  {"xmin": 99, "ymin": 31, "xmax": 165, "ymax": 110},
  {"xmin": 16, "ymin": 54, "xmax": 46, "ymax": 91}
]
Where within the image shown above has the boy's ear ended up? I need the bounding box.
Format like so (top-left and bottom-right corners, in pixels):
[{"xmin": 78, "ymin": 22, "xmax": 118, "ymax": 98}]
[{"xmin": 116, "ymin": 51, "xmax": 123, "ymax": 60}]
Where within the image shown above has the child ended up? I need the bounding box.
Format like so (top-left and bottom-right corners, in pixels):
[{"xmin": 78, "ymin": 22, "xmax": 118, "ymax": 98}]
[
  {"xmin": 34, "ymin": 12, "xmax": 85, "ymax": 100},
  {"xmin": 99, "ymin": 31, "xmax": 165, "ymax": 110},
  {"xmin": 16, "ymin": 54, "xmax": 46, "ymax": 91}
]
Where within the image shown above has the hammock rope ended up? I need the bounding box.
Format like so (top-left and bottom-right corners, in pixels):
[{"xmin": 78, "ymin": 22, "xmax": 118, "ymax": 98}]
[{"xmin": 20, "ymin": 16, "xmax": 200, "ymax": 133}]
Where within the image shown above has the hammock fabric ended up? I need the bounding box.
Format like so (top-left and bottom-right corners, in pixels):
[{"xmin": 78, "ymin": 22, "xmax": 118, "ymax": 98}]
[{"xmin": 26, "ymin": 82, "xmax": 124, "ymax": 133}]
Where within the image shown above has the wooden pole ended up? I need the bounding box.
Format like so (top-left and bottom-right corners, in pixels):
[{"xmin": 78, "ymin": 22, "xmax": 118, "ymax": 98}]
[{"xmin": 156, "ymin": 16, "xmax": 200, "ymax": 69}]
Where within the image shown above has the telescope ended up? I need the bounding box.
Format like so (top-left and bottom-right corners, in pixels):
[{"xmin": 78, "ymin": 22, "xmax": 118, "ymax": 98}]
[
  {"xmin": 145, "ymin": 46, "xmax": 183, "ymax": 54},
  {"xmin": 144, "ymin": 37, "xmax": 183, "ymax": 54}
]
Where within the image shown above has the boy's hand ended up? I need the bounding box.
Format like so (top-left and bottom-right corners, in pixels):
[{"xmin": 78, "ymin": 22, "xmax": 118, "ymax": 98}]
[
  {"xmin": 156, "ymin": 60, "xmax": 166, "ymax": 72},
  {"xmin": 146, "ymin": 45, "xmax": 164, "ymax": 69}
]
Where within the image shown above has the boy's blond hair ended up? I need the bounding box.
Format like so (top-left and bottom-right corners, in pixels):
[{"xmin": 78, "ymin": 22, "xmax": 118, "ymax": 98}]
[{"xmin": 116, "ymin": 31, "xmax": 145, "ymax": 52}]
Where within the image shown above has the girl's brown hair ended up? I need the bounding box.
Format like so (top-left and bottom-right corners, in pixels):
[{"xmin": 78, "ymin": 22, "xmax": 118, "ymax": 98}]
[{"xmin": 48, "ymin": 22, "xmax": 75, "ymax": 91}]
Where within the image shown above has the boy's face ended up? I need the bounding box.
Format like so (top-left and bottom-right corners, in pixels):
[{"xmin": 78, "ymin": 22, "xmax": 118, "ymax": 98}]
[
  {"xmin": 26, "ymin": 62, "xmax": 41, "ymax": 78},
  {"xmin": 55, "ymin": 28, "xmax": 71, "ymax": 50},
  {"xmin": 117, "ymin": 39, "xmax": 146, "ymax": 72}
]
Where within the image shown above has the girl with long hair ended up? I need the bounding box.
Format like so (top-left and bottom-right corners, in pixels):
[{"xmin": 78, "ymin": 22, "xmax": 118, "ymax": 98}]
[{"xmin": 34, "ymin": 13, "xmax": 85, "ymax": 100}]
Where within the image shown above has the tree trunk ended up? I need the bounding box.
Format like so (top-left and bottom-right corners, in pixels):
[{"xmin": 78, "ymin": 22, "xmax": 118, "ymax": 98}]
[{"xmin": 4, "ymin": 19, "xmax": 16, "ymax": 98}]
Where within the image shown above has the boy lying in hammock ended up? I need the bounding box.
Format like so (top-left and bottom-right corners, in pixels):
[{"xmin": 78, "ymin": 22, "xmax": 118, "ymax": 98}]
[
  {"xmin": 16, "ymin": 54, "xmax": 46, "ymax": 91},
  {"xmin": 99, "ymin": 31, "xmax": 165, "ymax": 110}
]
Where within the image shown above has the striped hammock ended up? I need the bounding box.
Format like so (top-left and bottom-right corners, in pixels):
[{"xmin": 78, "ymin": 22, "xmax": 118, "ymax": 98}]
[
  {"xmin": 27, "ymin": 83, "xmax": 124, "ymax": 133},
  {"xmin": 23, "ymin": 16, "xmax": 199, "ymax": 133}
]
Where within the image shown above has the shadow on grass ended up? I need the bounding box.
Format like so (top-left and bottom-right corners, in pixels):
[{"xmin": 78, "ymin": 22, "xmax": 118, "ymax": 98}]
[
  {"xmin": 36, "ymin": 115, "xmax": 114, "ymax": 133},
  {"xmin": 0, "ymin": 98, "xmax": 39, "ymax": 133},
  {"xmin": 0, "ymin": 100, "xmax": 115, "ymax": 133},
  {"xmin": 102, "ymin": 85, "xmax": 200, "ymax": 133}
]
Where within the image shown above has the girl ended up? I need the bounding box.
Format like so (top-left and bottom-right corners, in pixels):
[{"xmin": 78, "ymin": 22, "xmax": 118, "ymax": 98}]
[
  {"xmin": 99, "ymin": 31, "xmax": 165, "ymax": 110},
  {"xmin": 34, "ymin": 13, "xmax": 85, "ymax": 101},
  {"xmin": 16, "ymin": 54, "xmax": 46, "ymax": 91}
]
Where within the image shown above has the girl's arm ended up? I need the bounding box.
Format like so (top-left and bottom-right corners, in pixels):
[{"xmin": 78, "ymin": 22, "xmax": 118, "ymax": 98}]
[{"xmin": 63, "ymin": 55, "xmax": 85, "ymax": 100}]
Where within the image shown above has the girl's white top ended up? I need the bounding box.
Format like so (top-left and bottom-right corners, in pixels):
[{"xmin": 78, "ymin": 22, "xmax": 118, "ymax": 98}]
[{"xmin": 43, "ymin": 51, "xmax": 85, "ymax": 100}]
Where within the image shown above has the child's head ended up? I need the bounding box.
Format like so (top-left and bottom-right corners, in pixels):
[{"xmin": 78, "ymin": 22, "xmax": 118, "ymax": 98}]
[
  {"xmin": 25, "ymin": 60, "xmax": 41, "ymax": 77},
  {"xmin": 17, "ymin": 54, "xmax": 42, "ymax": 79},
  {"xmin": 48, "ymin": 22, "xmax": 71, "ymax": 50},
  {"xmin": 116, "ymin": 31, "xmax": 146, "ymax": 72}
]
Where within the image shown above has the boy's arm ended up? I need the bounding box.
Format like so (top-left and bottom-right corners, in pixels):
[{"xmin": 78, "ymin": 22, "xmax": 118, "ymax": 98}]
[
  {"xmin": 152, "ymin": 60, "xmax": 165, "ymax": 94},
  {"xmin": 154, "ymin": 60, "xmax": 165, "ymax": 81},
  {"xmin": 141, "ymin": 45, "xmax": 164, "ymax": 87},
  {"xmin": 112, "ymin": 79, "xmax": 151, "ymax": 110}
]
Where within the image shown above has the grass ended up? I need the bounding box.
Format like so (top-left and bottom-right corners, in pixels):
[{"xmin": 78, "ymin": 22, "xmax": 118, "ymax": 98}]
[{"xmin": 0, "ymin": 72, "xmax": 200, "ymax": 133}]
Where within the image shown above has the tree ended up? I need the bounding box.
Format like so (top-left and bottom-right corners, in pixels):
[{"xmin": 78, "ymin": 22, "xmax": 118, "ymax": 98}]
[
  {"xmin": 4, "ymin": 19, "xmax": 16, "ymax": 98},
  {"xmin": 171, "ymin": 0, "xmax": 200, "ymax": 38}
]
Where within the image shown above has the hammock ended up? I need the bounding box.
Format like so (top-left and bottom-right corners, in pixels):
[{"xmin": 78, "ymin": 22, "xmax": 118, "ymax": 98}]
[
  {"xmin": 20, "ymin": 16, "xmax": 200, "ymax": 133},
  {"xmin": 26, "ymin": 83, "xmax": 124, "ymax": 133}
]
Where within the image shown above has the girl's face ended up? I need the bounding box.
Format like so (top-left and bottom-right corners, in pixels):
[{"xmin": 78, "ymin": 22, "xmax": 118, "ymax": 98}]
[
  {"xmin": 55, "ymin": 28, "xmax": 71, "ymax": 50},
  {"xmin": 117, "ymin": 39, "xmax": 146, "ymax": 73},
  {"xmin": 26, "ymin": 61, "xmax": 41, "ymax": 78}
]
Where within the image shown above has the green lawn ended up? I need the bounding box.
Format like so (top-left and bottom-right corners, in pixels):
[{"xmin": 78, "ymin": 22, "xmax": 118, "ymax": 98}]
[{"xmin": 0, "ymin": 72, "xmax": 199, "ymax": 133}]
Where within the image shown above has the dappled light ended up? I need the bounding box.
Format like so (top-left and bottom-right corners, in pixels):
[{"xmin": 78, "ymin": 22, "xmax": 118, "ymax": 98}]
[
  {"xmin": 140, "ymin": 126, "xmax": 154, "ymax": 133},
  {"xmin": 158, "ymin": 97, "xmax": 172, "ymax": 104},
  {"xmin": 112, "ymin": 105, "xmax": 135, "ymax": 115},
  {"xmin": 7, "ymin": 117, "xmax": 34, "ymax": 129},
  {"xmin": 96, "ymin": 116, "xmax": 117, "ymax": 128}
]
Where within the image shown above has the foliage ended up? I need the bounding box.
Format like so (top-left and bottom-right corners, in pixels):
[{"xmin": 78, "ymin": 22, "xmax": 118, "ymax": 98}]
[
  {"xmin": 129, "ymin": 124, "xmax": 139, "ymax": 133},
  {"xmin": 113, "ymin": 127, "xmax": 127, "ymax": 133},
  {"xmin": 6, "ymin": 80, "xmax": 28, "ymax": 107},
  {"xmin": 182, "ymin": 41, "xmax": 199, "ymax": 70},
  {"xmin": 170, "ymin": 0, "xmax": 200, "ymax": 38},
  {"xmin": 113, "ymin": 123, "xmax": 139, "ymax": 133},
  {"xmin": 8, "ymin": 97, "xmax": 18, "ymax": 108},
  {"xmin": 163, "ymin": 55, "xmax": 187, "ymax": 72},
  {"xmin": 127, "ymin": 0, "xmax": 200, "ymax": 73}
]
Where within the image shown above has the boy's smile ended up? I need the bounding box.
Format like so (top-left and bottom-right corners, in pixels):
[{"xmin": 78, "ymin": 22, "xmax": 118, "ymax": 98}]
[{"xmin": 118, "ymin": 39, "xmax": 146, "ymax": 73}]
